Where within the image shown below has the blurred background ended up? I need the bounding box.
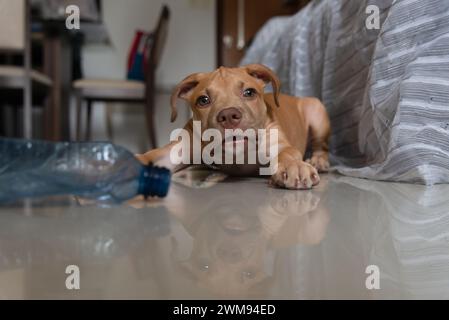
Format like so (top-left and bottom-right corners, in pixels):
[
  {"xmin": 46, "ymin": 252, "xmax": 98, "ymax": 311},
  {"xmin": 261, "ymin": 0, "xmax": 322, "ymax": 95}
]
[{"xmin": 0, "ymin": 0, "xmax": 310, "ymax": 153}]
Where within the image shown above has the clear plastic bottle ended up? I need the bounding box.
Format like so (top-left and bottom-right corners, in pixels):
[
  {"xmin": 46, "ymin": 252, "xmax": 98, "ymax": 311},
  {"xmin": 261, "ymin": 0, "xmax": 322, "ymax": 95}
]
[{"xmin": 0, "ymin": 138, "xmax": 171, "ymax": 204}]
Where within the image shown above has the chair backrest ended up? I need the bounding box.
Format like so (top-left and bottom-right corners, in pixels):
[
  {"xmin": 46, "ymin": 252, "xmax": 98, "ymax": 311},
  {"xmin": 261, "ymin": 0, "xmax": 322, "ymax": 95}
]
[
  {"xmin": 147, "ymin": 5, "xmax": 170, "ymax": 71},
  {"xmin": 0, "ymin": 0, "xmax": 26, "ymax": 51}
]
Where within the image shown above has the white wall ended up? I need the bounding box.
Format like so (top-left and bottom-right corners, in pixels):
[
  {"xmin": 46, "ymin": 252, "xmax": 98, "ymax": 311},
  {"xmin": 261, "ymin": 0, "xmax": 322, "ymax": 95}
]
[
  {"xmin": 83, "ymin": 0, "xmax": 216, "ymax": 88},
  {"xmin": 76, "ymin": 0, "xmax": 216, "ymax": 152}
]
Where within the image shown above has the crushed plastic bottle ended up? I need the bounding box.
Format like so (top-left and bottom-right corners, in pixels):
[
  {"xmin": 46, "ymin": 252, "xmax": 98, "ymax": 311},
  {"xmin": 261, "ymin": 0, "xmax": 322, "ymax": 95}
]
[{"xmin": 0, "ymin": 138, "xmax": 171, "ymax": 204}]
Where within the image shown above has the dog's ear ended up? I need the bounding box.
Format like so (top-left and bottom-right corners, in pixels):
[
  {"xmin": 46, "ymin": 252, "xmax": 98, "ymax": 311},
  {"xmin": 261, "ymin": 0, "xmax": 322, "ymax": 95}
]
[
  {"xmin": 170, "ymin": 73, "xmax": 203, "ymax": 122},
  {"xmin": 243, "ymin": 64, "xmax": 281, "ymax": 107}
]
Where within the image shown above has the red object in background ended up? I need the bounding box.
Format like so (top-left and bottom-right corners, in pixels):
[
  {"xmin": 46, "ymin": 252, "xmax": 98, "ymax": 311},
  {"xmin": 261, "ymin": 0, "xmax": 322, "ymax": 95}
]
[{"xmin": 127, "ymin": 30, "xmax": 153, "ymax": 80}]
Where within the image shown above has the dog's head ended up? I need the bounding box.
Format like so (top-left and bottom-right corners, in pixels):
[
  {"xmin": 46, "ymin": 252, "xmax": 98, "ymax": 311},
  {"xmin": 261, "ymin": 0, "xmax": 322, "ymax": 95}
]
[{"xmin": 170, "ymin": 64, "xmax": 280, "ymax": 133}]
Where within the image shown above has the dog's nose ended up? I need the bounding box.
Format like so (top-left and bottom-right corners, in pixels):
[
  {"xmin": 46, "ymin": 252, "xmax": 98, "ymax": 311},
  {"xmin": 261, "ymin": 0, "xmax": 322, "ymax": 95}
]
[{"xmin": 216, "ymin": 107, "xmax": 242, "ymax": 128}]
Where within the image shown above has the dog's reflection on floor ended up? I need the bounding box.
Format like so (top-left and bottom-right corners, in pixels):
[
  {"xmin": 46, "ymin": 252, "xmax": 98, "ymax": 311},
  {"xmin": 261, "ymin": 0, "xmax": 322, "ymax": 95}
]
[{"xmin": 164, "ymin": 176, "xmax": 330, "ymax": 298}]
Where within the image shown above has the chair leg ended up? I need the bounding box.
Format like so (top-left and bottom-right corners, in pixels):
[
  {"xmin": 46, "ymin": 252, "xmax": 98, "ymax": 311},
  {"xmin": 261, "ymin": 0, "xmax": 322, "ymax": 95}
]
[
  {"xmin": 23, "ymin": 1, "xmax": 32, "ymax": 139},
  {"xmin": 105, "ymin": 106, "xmax": 114, "ymax": 141},
  {"xmin": 75, "ymin": 93, "xmax": 82, "ymax": 141},
  {"xmin": 144, "ymin": 98, "xmax": 157, "ymax": 149},
  {"xmin": 144, "ymin": 74, "xmax": 157, "ymax": 149},
  {"xmin": 23, "ymin": 81, "xmax": 32, "ymax": 139},
  {"xmin": 12, "ymin": 105, "xmax": 20, "ymax": 138},
  {"xmin": 0, "ymin": 107, "xmax": 4, "ymax": 137},
  {"xmin": 85, "ymin": 100, "xmax": 93, "ymax": 141}
]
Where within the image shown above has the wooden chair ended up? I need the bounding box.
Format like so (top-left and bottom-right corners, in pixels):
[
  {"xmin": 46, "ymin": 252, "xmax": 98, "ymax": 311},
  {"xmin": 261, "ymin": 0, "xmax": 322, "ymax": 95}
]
[
  {"xmin": 0, "ymin": 0, "xmax": 52, "ymax": 138},
  {"xmin": 73, "ymin": 5, "xmax": 170, "ymax": 148}
]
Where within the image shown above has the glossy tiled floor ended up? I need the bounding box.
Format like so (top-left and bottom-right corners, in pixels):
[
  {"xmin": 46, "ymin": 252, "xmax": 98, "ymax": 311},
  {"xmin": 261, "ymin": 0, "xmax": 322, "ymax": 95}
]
[{"xmin": 0, "ymin": 168, "xmax": 448, "ymax": 299}]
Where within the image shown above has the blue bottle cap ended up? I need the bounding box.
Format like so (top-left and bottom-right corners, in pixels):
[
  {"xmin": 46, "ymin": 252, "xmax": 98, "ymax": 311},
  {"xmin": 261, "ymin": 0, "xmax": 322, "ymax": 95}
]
[{"xmin": 138, "ymin": 165, "xmax": 171, "ymax": 198}]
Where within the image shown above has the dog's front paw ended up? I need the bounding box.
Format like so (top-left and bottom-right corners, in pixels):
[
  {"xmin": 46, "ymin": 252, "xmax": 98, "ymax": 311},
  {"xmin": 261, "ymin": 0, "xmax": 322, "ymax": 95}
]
[
  {"xmin": 270, "ymin": 160, "xmax": 320, "ymax": 190},
  {"xmin": 306, "ymin": 152, "xmax": 330, "ymax": 172}
]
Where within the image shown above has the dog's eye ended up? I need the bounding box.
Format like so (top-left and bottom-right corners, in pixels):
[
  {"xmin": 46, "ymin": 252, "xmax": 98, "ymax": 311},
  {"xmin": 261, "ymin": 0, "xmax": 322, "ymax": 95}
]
[
  {"xmin": 243, "ymin": 88, "xmax": 257, "ymax": 98},
  {"xmin": 196, "ymin": 95, "xmax": 211, "ymax": 107}
]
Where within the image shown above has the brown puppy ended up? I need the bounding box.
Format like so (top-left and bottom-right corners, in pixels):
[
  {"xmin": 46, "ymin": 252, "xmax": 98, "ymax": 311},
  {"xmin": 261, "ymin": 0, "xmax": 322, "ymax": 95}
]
[{"xmin": 137, "ymin": 64, "xmax": 330, "ymax": 189}]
